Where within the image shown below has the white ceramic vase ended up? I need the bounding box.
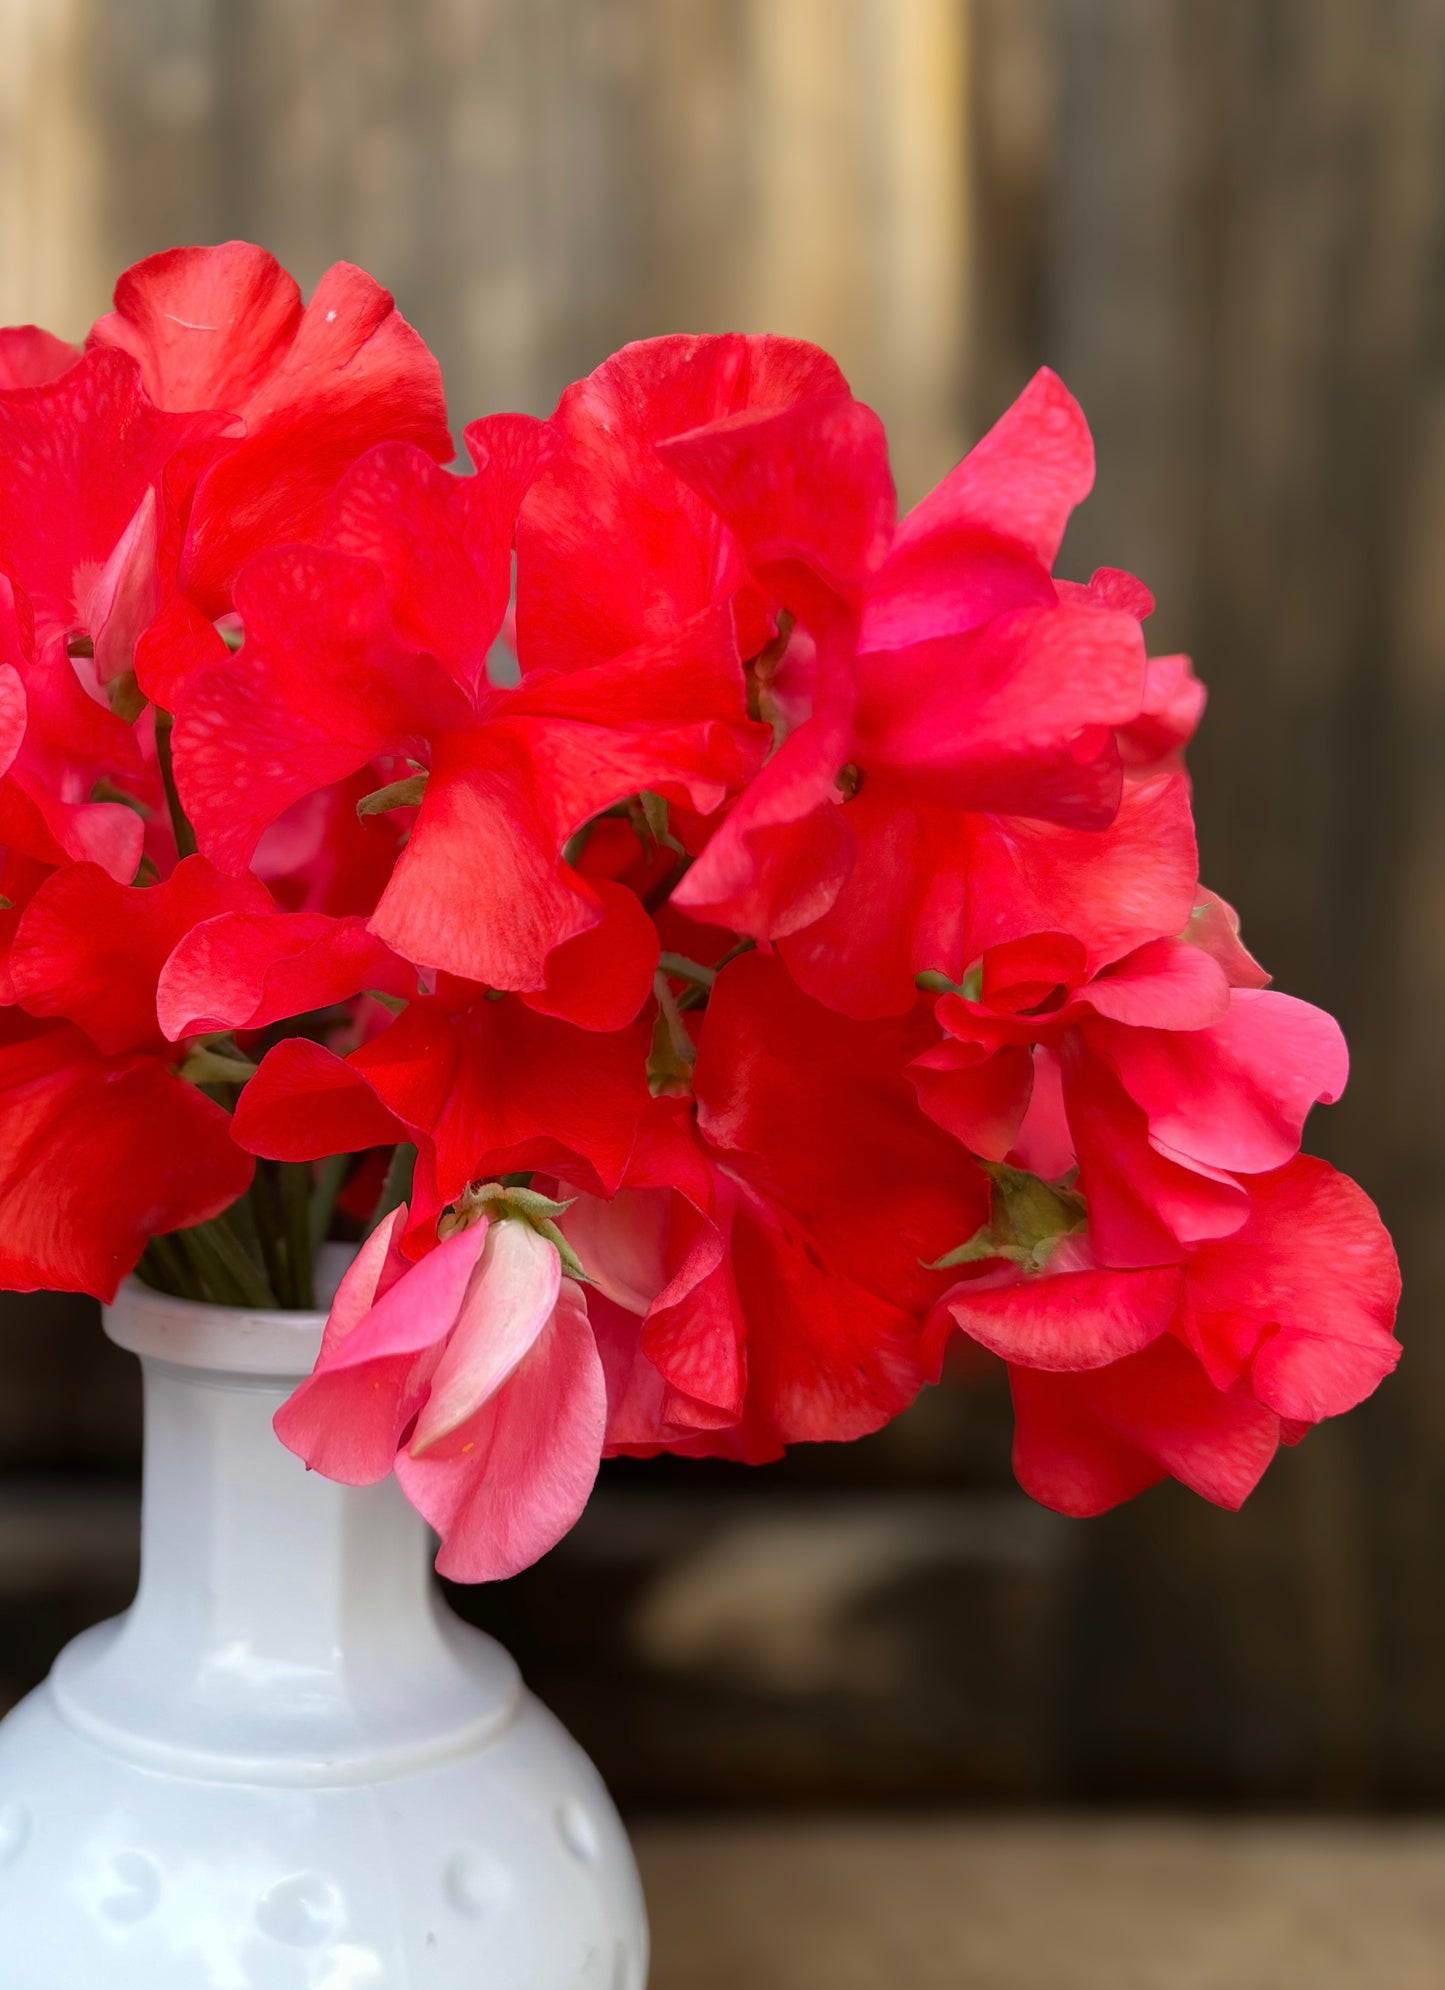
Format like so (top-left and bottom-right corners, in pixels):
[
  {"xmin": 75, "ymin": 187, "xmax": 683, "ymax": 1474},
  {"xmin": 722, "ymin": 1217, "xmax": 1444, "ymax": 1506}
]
[{"xmin": 0, "ymin": 1271, "xmax": 648, "ymax": 1987}]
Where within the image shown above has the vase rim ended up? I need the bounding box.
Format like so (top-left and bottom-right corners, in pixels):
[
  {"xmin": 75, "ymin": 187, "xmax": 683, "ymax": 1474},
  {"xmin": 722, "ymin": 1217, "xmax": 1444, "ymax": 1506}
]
[{"xmin": 104, "ymin": 1241, "xmax": 353, "ymax": 1378}]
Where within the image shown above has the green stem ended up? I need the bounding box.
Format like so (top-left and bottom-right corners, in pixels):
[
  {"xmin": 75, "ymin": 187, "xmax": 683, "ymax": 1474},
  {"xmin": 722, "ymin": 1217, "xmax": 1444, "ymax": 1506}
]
[
  {"xmin": 309, "ymin": 1153, "xmax": 350, "ymax": 1257},
  {"xmin": 137, "ymin": 1231, "xmax": 197, "ymax": 1299},
  {"xmin": 175, "ymin": 1224, "xmax": 245, "ymax": 1306},
  {"xmin": 675, "ymin": 936, "xmax": 756, "ymax": 1012},
  {"xmin": 280, "ymin": 1162, "xmax": 315, "ymax": 1311},
  {"xmin": 178, "ymin": 1045, "xmax": 257, "ymax": 1087},
  {"xmin": 657, "ymin": 951, "xmax": 716, "ymax": 990},
  {"xmin": 249, "ymin": 1165, "xmax": 288, "ymax": 1304},
  {"xmin": 223, "ymin": 1193, "xmax": 280, "ymax": 1308},
  {"xmin": 191, "ymin": 1216, "xmax": 275, "ymax": 1309},
  {"xmin": 368, "ymin": 1143, "xmax": 416, "ymax": 1234},
  {"xmin": 153, "ymin": 710, "xmax": 197, "ymax": 860}
]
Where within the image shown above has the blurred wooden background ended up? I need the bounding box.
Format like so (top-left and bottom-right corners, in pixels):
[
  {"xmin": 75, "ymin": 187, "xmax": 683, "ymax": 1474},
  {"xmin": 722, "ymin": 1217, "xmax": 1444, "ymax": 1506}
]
[{"xmin": 0, "ymin": 0, "xmax": 1440, "ymax": 1808}]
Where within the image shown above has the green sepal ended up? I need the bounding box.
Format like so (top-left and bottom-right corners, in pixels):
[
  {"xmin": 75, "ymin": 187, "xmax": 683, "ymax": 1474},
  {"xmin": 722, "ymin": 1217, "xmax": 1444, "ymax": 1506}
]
[
  {"xmin": 437, "ymin": 1180, "xmax": 591, "ymax": 1284},
  {"xmin": 926, "ymin": 1161, "xmax": 1086, "ymax": 1274},
  {"xmin": 357, "ymin": 772, "xmax": 428, "ymax": 820},
  {"xmin": 629, "ymin": 789, "xmax": 684, "ymax": 856},
  {"xmin": 531, "ymin": 1217, "xmax": 589, "ymax": 1284},
  {"xmin": 105, "ymin": 670, "xmax": 147, "ymax": 723},
  {"xmin": 646, "ymin": 992, "xmax": 695, "ymax": 1097},
  {"xmin": 915, "ymin": 962, "xmax": 983, "ymax": 1001}
]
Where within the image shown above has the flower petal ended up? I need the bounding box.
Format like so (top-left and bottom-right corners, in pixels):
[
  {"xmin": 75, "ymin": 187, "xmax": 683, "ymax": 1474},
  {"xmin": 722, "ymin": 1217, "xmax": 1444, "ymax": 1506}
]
[
  {"xmin": 398, "ymin": 1280, "xmax": 607, "ymax": 1582},
  {"xmin": 0, "ymin": 1016, "xmax": 253, "ymax": 1299},
  {"xmin": 409, "ymin": 1220, "xmax": 563, "ymax": 1453},
  {"xmin": 947, "ymin": 1263, "xmax": 1183, "ymax": 1371},
  {"xmin": 157, "ymin": 910, "xmax": 415, "ymax": 1040},
  {"xmin": 273, "ymin": 1221, "xmax": 487, "ymax": 1484}
]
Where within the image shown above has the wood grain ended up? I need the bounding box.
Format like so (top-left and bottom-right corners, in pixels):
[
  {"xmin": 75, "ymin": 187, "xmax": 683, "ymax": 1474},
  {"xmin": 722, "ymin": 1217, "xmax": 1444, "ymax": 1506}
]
[{"xmin": 636, "ymin": 1817, "xmax": 1445, "ymax": 1989}]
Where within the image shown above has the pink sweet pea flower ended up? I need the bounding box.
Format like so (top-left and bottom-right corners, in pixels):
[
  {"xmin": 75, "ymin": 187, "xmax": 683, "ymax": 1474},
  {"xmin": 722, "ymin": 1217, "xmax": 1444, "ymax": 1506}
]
[
  {"xmin": 274, "ymin": 1206, "xmax": 607, "ymax": 1582},
  {"xmin": 912, "ymin": 925, "xmax": 1347, "ymax": 1265},
  {"xmin": 938, "ymin": 1155, "xmax": 1400, "ymax": 1516}
]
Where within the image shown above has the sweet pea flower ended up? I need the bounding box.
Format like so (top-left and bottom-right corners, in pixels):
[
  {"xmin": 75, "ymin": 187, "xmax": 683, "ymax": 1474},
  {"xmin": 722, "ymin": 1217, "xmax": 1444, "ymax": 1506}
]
[
  {"xmin": 911, "ymin": 923, "xmax": 1346, "ymax": 1265},
  {"xmin": 273, "ymin": 1198, "xmax": 607, "ymax": 1582},
  {"xmin": 934, "ymin": 1155, "xmax": 1401, "ymax": 1515}
]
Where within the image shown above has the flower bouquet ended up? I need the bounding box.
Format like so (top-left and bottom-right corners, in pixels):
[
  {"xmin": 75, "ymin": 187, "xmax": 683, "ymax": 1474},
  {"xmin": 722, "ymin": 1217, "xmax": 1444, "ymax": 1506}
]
[{"xmin": 0, "ymin": 243, "xmax": 1401, "ymax": 1984}]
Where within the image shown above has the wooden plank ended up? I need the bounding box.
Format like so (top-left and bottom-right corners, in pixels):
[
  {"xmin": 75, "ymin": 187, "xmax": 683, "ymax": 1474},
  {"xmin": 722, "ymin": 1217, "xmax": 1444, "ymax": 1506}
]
[{"xmin": 636, "ymin": 1817, "xmax": 1445, "ymax": 1990}]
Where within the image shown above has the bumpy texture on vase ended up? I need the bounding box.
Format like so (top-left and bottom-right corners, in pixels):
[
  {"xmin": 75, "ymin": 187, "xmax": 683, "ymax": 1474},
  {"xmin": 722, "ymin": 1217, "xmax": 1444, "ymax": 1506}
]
[{"xmin": 0, "ymin": 1271, "xmax": 648, "ymax": 1988}]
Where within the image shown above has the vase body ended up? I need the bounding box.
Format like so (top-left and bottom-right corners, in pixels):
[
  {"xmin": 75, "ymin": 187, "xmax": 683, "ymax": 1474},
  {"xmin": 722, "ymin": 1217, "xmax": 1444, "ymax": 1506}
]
[{"xmin": 0, "ymin": 1272, "xmax": 648, "ymax": 1987}]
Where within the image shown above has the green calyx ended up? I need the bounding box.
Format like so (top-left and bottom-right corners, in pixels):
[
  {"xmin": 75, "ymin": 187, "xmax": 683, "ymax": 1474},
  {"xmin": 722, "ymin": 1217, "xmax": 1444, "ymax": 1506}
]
[
  {"xmin": 915, "ymin": 961, "xmax": 983, "ymax": 1001},
  {"xmin": 437, "ymin": 1180, "xmax": 589, "ymax": 1283},
  {"xmin": 646, "ymin": 970, "xmax": 696, "ymax": 1096},
  {"xmin": 927, "ymin": 1161, "xmax": 1086, "ymax": 1274},
  {"xmin": 357, "ymin": 771, "xmax": 428, "ymax": 820}
]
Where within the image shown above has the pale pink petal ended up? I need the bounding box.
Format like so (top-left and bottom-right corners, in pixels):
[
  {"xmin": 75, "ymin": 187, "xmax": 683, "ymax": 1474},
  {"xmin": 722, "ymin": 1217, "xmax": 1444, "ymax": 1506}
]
[
  {"xmin": 558, "ymin": 1186, "xmax": 671, "ymax": 1315},
  {"xmin": 408, "ymin": 1219, "xmax": 562, "ymax": 1454},
  {"xmin": 82, "ymin": 486, "xmax": 160, "ymax": 686},
  {"xmin": 397, "ymin": 1279, "xmax": 607, "ymax": 1582},
  {"xmin": 272, "ymin": 1222, "xmax": 486, "ymax": 1485},
  {"xmin": 319, "ymin": 1205, "xmax": 409, "ymax": 1356}
]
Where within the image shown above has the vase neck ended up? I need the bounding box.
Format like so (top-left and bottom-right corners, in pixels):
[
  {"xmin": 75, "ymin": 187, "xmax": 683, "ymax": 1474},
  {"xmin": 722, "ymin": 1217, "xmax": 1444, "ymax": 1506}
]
[
  {"xmin": 134, "ymin": 1354, "xmax": 441, "ymax": 1672},
  {"xmin": 49, "ymin": 1281, "xmax": 518, "ymax": 1786}
]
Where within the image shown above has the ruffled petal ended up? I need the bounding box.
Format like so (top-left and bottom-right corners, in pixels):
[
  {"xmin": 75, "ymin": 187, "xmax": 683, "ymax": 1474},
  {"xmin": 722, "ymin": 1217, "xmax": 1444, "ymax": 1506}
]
[
  {"xmin": 1010, "ymin": 1335, "xmax": 1279, "ymax": 1516},
  {"xmin": 157, "ymin": 909, "xmax": 416, "ymax": 1039},
  {"xmin": 397, "ymin": 1279, "xmax": 607, "ymax": 1581},
  {"xmin": 409, "ymin": 1220, "xmax": 562, "ymax": 1452},
  {"xmin": 11, "ymin": 854, "xmax": 270, "ymax": 1055},
  {"xmin": 1185, "ymin": 1156, "xmax": 1400, "ymax": 1421},
  {"xmin": 273, "ymin": 1219, "xmax": 486, "ymax": 1484},
  {"xmin": 231, "ymin": 1038, "xmax": 408, "ymax": 1160},
  {"xmin": 173, "ymin": 261, "xmax": 452, "ymax": 612},
  {"xmin": 947, "ymin": 1263, "xmax": 1183, "ymax": 1371},
  {"xmin": 0, "ymin": 1016, "xmax": 253, "ymax": 1299}
]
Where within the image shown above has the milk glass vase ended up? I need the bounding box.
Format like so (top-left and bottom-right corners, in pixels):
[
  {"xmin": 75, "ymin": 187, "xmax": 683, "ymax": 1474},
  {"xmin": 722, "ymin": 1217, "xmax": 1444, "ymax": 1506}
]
[{"xmin": 0, "ymin": 1267, "xmax": 648, "ymax": 1988}]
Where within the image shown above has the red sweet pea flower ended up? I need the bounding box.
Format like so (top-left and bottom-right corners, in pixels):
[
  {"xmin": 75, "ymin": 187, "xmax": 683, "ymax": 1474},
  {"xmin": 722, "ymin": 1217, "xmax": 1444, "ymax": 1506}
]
[
  {"xmin": 665, "ymin": 372, "xmax": 1204, "ymax": 1016},
  {"xmin": 517, "ymin": 332, "xmax": 860, "ymax": 676},
  {"xmin": 231, "ymin": 987, "xmax": 656, "ymax": 1235},
  {"xmin": 561, "ymin": 952, "xmax": 992, "ymax": 1459},
  {"xmin": 912, "ymin": 923, "xmax": 1346, "ymax": 1264},
  {"xmin": 172, "ymin": 441, "xmax": 760, "ymax": 1007},
  {"xmin": 0, "ymin": 1012, "xmax": 249, "ymax": 1301},
  {"xmin": 517, "ymin": 335, "xmax": 897, "ymax": 944},
  {"xmin": 0, "ymin": 346, "xmax": 226, "ymax": 688},
  {"xmin": 0, "ymin": 576, "xmax": 149, "ymax": 882},
  {"xmin": 90, "ymin": 242, "xmax": 453, "ymax": 624},
  {"xmin": 0, "ymin": 271, "xmax": 1400, "ymax": 1568},
  {"xmin": 941, "ymin": 1156, "xmax": 1400, "ymax": 1515},
  {"xmin": 0, "ymin": 856, "xmax": 264, "ymax": 1294}
]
